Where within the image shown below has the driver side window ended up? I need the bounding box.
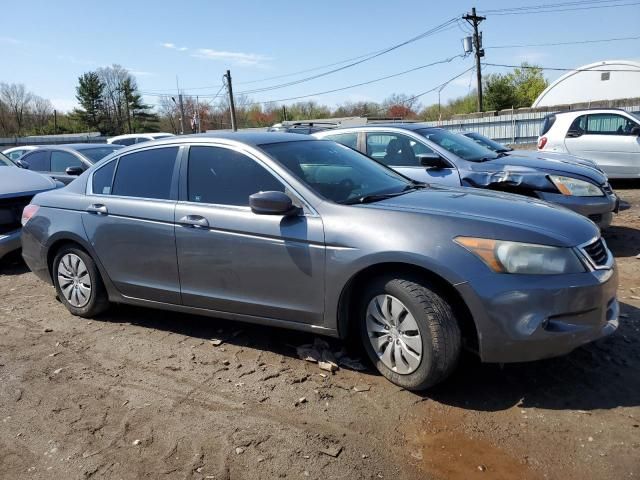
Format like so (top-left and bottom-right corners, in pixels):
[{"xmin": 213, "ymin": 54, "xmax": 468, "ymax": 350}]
[
  {"xmin": 187, "ymin": 146, "xmax": 285, "ymax": 206},
  {"xmin": 366, "ymin": 132, "xmax": 434, "ymax": 167}
]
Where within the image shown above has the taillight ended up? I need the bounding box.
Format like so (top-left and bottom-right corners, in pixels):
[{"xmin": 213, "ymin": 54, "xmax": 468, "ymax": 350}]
[
  {"xmin": 21, "ymin": 204, "xmax": 39, "ymax": 226},
  {"xmin": 538, "ymin": 136, "xmax": 548, "ymax": 150}
]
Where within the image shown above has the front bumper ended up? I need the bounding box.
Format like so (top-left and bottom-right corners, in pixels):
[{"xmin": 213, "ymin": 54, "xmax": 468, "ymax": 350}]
[
  {"xmin": 0, "ymin": 229, "xmax": 21, "ymax": 260},
  {"xmin": 457, "ymin": 264, "xmax": 619, "ymax": 363},
  {"xmin": 536, "ymin": 191, "xmax": 618, "ymax": 228}
]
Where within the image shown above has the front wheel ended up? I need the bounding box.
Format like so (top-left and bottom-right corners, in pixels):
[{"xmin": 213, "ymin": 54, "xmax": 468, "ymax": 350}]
[
  {"xmin": 359, "ymin": 275, "xmax": 461, "ymax": 390},
  {"xmin": 53, "ymin": 246, "xmax": 109, "ymax": 318}
]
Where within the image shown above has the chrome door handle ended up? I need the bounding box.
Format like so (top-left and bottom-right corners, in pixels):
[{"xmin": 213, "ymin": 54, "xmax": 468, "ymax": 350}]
[
  {"xmin": 87, "ymin": 204, "xmax": 108, "ymax": 215},
  {"xmin": 179, "ymin": 215, "xmax": 209, "ymax": 228}
]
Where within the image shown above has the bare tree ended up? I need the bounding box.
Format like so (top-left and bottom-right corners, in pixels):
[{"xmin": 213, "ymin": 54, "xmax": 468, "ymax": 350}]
[
  {"xmin": 30, "ymin": 95, "xmax": 54, "ymax": 133},
  {"xmin": 0, "ymin": 83, "xmax": 34, "ymax": 135}
]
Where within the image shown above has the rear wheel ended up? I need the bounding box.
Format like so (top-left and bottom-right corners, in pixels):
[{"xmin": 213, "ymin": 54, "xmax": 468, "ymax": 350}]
[
  {"xmin": 359, "ymin": 275, "xmax": 461, "ymax": 390},
  {"xmin": 53, "ymin": 246, "xmax": 109, "ymax": 317}
]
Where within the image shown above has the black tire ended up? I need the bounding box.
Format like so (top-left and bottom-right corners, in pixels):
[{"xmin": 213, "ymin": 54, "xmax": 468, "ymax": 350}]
[
  {"xmin": 358, "ymin": 275, "xmax": 461, "ymax": 390},
  {"xmin": 52, "ymin": 245, "xmax": 110, "ymax": 318}
]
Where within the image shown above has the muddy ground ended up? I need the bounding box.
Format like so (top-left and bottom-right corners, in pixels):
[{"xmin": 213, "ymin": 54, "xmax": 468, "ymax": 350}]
[{"xmin": 1, "ymin": 182, "xmax": 639, "ymax": 480}]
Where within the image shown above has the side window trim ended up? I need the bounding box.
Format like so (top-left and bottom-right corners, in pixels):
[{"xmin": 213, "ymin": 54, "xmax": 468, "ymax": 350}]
[
  {"xmin": 178, "ymin": 143, "xmax": 316, "ymax": 215},
  {"xmin": 88, "ymin": 157, "xmax": 120, "ymax": 196}
]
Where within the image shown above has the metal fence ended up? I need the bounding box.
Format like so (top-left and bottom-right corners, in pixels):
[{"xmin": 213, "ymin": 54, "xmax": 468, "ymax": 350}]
[
  {"xmin": 0, "ymin": 132, "xmax": 105, "ymax": 148},
  {"xmin": 422, "ymin": 101, "xmax": 640, "ymax": 145}
]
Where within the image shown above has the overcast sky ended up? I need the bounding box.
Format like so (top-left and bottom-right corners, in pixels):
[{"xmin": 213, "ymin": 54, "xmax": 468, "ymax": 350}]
[{"xmin": 2, "ymin": 0, "xmax": 639, "ymax": 112}]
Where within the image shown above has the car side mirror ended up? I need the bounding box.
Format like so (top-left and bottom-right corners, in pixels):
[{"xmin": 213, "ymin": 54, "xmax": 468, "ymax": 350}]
[
  {"xmin": 630, "ymin": 126, "xmax": 640, "ymax": 136},
  {"xmin": 65, "ymin": 166, "xmax": 84, "ymax": 176},
  {"xmin": 15, "ymin": 159, "xmax": 29, "ymax": 169},
  {"xmin": 566, "ymin": 129, "xmax": 583, "ymax": 138},
  {"xmin": 250, "ymin": 191, "xmax": 298, "ymax": 215},
  {"xmin": 418, "ymin": 153, "xmax": 449, "ymax": 170}
]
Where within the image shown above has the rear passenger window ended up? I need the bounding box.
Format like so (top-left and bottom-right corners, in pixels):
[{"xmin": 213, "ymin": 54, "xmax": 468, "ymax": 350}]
[
  {"xmin": 92, "ymin": 160, "xmax": 117, "ymax": 195},
  {"xmin": 22, "ymin": 151, "xmax": 49, "ymax": 171},
  {"xmin": 323, "ymin": 133, "xmax": 358, "ymax": 150},
  {"xmin": 188, "ymin": 146, "xmax": 284, "ymax": 206},
  {"xmin": 111, "ymin": 147, "xmax": 178, "ymax": 199}
]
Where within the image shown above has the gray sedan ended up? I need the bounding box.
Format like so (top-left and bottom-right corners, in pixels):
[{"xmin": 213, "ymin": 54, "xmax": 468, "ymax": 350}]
[
  {"xmin": 314, "ymin": 125, "xmax": 619, "ymax": 228},
  {"xmin": 21, "ymin": 133, "xmax": 619, "ymax": 390}
]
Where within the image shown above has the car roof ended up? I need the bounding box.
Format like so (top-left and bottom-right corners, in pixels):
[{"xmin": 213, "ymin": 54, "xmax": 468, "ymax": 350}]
[
  {"xmin": 31, "ymin": 143, "xmax": 122, "ymax": 151},
  {"xmin": 549, "ymin": 108, "xmax": 632, "ymax": 117},
  {"xmin": 320, "ymin": 123, "xmax": 436, "ymax": 132},
  {"xmin": 109, "ymin": 132, "xmax": 174, "ymax": 140},
  {"xmin": 152, "ymin": 131, "xmax": 314, "ymax": 146}
]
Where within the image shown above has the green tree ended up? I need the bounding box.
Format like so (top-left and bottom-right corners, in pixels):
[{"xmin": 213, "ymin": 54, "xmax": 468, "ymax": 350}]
[
  {"xmin": 73, "ymin": 72, "xmax": 104, "ymax": 131},
  {"xmin": 484, "ymin": 73, "xmax": 518, "ymax": 111},
  {"xmin": 509, "ymin": 63, "xmax": 549, "ymax": 107},
  {"xmin": 121, "ymin": 77, "xmax": 158, "ymax": 133}
]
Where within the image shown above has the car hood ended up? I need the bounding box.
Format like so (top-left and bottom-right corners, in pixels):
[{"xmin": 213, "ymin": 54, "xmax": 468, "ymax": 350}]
[
  {"xmin": 0, "ymin": 167, "xmax": 58, "ymax": 199},
  {"xmin": 512, "ymin": 149, "xmax": 600, "ymax": 169},
  {"xmin": 361, "ymin": 186, "xmax": 598, "ymax": 246},
  {"xmin": 477, "ymin": 153, "xmax": 607, "ymax": 185}
]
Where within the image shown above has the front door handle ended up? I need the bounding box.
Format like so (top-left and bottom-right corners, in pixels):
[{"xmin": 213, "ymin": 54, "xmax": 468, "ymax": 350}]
[
  {"xmin": 87, "ymin": 203, "xmax": 108, "ymax": 215},
  {"xmin": 179, "ymin": 215, "xmax": 209, "ymax": 229}
]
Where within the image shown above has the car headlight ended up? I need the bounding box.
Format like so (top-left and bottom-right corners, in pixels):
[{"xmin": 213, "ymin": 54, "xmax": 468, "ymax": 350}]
[
  {"xmin": 549, "ymin": 175, "xmax": 602, "ymax": 196},
  {"xmin": 455, "ymin": 237, "xmax": 585, "ymax": 274}
]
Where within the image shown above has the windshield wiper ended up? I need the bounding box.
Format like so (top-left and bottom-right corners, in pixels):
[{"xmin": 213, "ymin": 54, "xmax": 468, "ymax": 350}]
[{"xmin": 343, "ymin": 184, "xmax": 426, "ymax": 205}]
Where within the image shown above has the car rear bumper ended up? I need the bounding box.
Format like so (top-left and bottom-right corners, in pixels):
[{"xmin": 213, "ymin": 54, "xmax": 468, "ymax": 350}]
[
  {"xmin": 0, "ymin": 229, "xmax": 21, "ymax": 259},
  {"xmin": 21, "ymin": 225, "xmax": 51, "ymax": 284},
  {"xmin": 536, "ymin": 191, "xmax": 617, "ymax": 228},
  {"xmin": 456, "ymin": 264, "xmax": 619, "ymax": 363}
]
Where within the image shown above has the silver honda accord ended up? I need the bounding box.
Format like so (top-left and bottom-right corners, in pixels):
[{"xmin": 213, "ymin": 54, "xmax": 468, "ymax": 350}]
[{"xmin": 21, "ymin": 133, "xmax": 619, "ymax": 390}]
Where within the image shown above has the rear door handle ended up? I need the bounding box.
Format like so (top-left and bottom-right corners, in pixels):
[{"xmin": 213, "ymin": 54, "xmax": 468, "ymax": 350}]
[
  {"xmin": 179, "ymin": 215, "xmax": 209, "ymax": 229},
  {"xmin": 87, "ymin": 204, "xmax": 108, "ymax": 215}
]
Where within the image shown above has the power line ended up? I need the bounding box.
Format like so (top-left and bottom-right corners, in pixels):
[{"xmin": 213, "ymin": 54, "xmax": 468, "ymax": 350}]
[
  {"xmin": 480, "ymin": 0, "xmax": 640, "ymax": 15},
  {"xmin": 487, "ymin": 35, "xmax": 640, "ymax": 49},
  {"xmin": 402, "ymin": 66, "xmax": 477, "ymax": 104},
  {"xmin": 483, "ymin": 62, "xmax": 640, "ymax": 72},
  {"xmin": 239, "ymin": 57, "xmax": 471, "ymax": 107},
  {"xmin": 140, "ymin": 17, "xmax": 458, "ymax": 97}
]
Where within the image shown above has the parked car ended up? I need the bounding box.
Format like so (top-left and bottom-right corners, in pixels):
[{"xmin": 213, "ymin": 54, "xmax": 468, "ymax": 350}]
[
  {"xmin": 461, "ymin": 131, "xmax": 602, "ymax": 171},
  {"xmin": 21, "ymin": 133, "xmax": 618, "ymax": 390},
  {"xmin": 107, "ymin": 133, "xmax": 175, "ymax": 146},
  {"xmin": 314, "ymin": 124, "xmax": 619, "ymax": 228},
  {"xmin": 538, "ymin": 108, "xmax": 640, "ymax": 178},
  {"xmin": 16, "ymin": 144, "xmax": 123, "ymax": 184},
  {"xmin": 268, "ymin": 122, "xmax": 337, "ymax": 134},
  {"xmin": 0, "ymin": 152, "xmax": 61, "ymax": 261},
  {"xmin": 2, "ymin": 145, "xmax": 39, "ymax": 162}
]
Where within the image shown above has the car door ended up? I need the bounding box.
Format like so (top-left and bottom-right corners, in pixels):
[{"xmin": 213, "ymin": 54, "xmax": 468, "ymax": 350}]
[
  {"xmin": 175, "ymin": 144, "xmax": 325, "ymax": 325},
  {"xmin": 564, "ymin": 113, "xmax": 640, "ymax": 177},
  {"xmin": 364, "ymin": 131, "xmax": 461, "ymax": 186},
  {"xmin": 82, "ymin": 145, "xmax": 182, "ymax": 303},
  {"xmin": 49, "ymin": 150, "xmax": 89, "ymax": 184}
]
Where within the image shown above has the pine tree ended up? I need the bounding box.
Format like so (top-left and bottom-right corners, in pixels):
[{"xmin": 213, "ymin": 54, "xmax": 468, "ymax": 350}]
[{"xmin": 73, "ymin": 72, "xmax": 104, "ymax": 131}]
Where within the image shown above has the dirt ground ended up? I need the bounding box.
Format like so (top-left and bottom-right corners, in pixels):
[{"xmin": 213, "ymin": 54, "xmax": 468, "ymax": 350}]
[{"xmin": 1, "ymin": 182, "xmax": 639, "ymax": 480}]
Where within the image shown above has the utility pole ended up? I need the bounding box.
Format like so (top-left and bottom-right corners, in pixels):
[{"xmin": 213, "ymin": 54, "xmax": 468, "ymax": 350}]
[
  {"xmin": 224, "ymin": 70, "xmax": 238, "ymax": 131},
  {"xmin": 178, "ymin": 94, "xmax": 187, "ymax": 135},
  {"xmin": 463, "ymin": 7, "xmax": 486, "ymax": 112},
  {"xmin": 282, "ymin": 105, "xmax": 287, "ymax": 122},
  {"xmin": 53, "ymin": 110, "xmax": 58, "ymax": 135}
]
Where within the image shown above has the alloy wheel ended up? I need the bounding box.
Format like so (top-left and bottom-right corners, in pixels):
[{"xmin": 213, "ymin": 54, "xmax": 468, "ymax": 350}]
[
  {"xmin": 57, "ymin": 253, "xmax": 92, "ymax": 308},
  {"xmin": 366, "ymin": 294, "xmax": 423, "ymax": 374}
]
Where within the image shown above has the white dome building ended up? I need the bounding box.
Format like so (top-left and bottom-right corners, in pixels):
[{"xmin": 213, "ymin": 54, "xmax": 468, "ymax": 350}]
[{"xmin": 532, "ymin": 60, "xmax": 640, "ymax": 107}]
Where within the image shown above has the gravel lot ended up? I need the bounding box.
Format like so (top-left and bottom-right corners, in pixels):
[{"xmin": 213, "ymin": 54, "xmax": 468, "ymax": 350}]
[{"xmin": 1, "ymin": 182, "xmax": 639, "ymax": 480}]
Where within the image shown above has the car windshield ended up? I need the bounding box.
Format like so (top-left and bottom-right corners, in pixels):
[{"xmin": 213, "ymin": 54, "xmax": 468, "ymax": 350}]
[
  {"xmin": 80, "ymin": 145, "xmax": 123, "ymax": 163},
  {"xmin": 631, "ymin": 112, "xmax": 640, "ymax": 123},
  {"xmin": 0, "ymin": 152, "xmax": 14, "ymax": 166},
  {"xmin": 416, "ymin": 128, "xmax": 499, "ymax": 162},
  {"xmin": 465, "ymin": 132, "xmax": 510, "ymax": 153},
  {"xmin": 260, "ymin": 140, "xmax": 413, "ymax": 204}
]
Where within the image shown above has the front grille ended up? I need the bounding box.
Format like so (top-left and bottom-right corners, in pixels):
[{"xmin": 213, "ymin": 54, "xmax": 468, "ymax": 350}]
[
  {"xmin": 0, "ymin": 194, "xmax": 33, "ymax": 234},
  {"xmin": 582, "ymin": 238, "xmax": 609, "ymax": 267}
]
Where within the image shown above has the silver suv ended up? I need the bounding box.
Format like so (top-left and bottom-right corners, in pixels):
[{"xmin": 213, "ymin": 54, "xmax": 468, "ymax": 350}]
[
  {"xmin": 21, "ymin": 133, "xmax": 619, "ymax": 390},
  {"xmin": 538, "ymin": 108, "xmax": 640, "ymax": 178}
]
